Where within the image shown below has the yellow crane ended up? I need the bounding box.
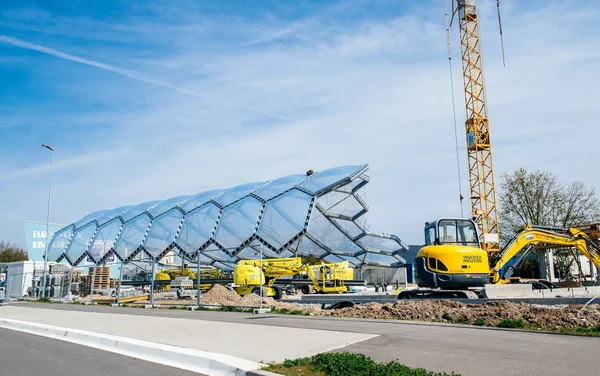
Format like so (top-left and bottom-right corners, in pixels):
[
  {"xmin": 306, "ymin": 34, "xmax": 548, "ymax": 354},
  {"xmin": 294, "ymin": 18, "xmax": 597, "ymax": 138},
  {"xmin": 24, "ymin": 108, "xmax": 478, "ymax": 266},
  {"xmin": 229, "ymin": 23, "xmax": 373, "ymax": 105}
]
[{"xmin": 452, "ymin": 0, "xmax": 501, "ymax": 252}]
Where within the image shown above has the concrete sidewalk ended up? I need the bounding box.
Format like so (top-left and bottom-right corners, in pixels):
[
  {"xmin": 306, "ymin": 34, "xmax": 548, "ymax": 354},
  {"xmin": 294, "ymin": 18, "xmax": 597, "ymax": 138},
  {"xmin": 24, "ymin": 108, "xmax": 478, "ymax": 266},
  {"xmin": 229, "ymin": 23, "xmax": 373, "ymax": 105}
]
[{"xmin": 0, "ymin": 305, "xmax": 376, "ymax": 364}]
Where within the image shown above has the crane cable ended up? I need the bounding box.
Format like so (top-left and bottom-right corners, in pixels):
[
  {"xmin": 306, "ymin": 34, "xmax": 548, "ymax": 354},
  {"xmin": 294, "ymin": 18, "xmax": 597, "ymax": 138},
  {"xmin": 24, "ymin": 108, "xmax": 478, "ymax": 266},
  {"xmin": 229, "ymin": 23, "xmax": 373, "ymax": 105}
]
[
  {"xmin": 497, "ymin": 0, "xmax": 506, "ymax": 67},
  {"xmin": 445, "ymin": 0, "xmax": 465, "ymax": 218}
]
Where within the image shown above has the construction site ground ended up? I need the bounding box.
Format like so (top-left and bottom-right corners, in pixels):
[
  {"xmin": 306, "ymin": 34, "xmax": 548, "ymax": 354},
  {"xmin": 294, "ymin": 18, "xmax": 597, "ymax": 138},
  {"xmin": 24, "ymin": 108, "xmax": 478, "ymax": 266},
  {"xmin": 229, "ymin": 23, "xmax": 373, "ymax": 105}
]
[
  {"xmin": 96, "ymin": 285, "xmax": 600, "ymax": 333},
  {"xmin": 1, "ymin": 301, "xmax": 599, "ymax": 376}
]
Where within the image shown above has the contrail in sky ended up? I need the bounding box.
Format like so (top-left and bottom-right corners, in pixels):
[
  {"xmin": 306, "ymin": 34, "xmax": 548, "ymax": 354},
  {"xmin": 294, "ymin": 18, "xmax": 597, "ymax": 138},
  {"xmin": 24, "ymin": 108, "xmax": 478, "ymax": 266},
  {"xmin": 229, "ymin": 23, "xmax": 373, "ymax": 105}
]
[{"xmin": 0, "ymin": 34, "xmax": 291, "ymax": 121}]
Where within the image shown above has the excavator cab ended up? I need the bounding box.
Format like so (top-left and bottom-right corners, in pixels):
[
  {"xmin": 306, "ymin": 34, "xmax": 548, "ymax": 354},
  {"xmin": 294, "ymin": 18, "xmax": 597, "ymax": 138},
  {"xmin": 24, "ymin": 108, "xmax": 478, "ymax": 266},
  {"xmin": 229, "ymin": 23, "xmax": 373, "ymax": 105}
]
[
  {"xmin": 424, "ymin": 218, "xmax": 480, "ymax": 247},
  {"xmin": 415, "ymin": 218, "xmax": 490, "ymax": 289}
]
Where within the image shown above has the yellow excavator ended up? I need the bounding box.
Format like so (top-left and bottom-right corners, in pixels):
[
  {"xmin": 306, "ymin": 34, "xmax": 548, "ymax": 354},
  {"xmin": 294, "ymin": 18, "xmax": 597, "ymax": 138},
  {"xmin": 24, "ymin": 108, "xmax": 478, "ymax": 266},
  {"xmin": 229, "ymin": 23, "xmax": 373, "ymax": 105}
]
[
  {"xmin": 233, "ymin": 257, "xmax": 355, "ymax": 299},
  {"xmin": 414, "ymin": 218, "xmax": 600, "ymax": 291}
]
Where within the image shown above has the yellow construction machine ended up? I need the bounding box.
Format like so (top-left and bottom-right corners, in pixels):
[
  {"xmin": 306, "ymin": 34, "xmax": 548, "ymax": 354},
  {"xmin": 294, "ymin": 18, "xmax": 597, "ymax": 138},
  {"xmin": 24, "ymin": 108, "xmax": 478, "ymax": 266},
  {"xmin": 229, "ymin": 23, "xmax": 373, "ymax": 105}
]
[
  {"xmin": 414, "ymin": 218, "xmax": 600, "ymax": 291},
  {"xmin": 233, "ymin": 257, "xmax": 354, "ymax": 299},
  {"xmin": 155, "ymin": 267, "xmax": 230, "ymax": 291}
]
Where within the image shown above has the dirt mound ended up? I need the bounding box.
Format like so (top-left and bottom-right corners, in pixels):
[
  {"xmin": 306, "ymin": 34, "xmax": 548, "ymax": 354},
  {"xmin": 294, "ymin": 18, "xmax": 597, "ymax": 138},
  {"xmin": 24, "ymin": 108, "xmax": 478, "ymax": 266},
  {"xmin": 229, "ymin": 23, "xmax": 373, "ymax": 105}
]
[
  {"xmin": 322, "ymin": 300, "xmax": 600, "ymax": 329},
  {"xmin": 201, "ymin": 285, "xmax": 242, "ymax": 306},
  {"xmin": 238, "ymin": 293, "xmax": 277, "ymax": 307}
]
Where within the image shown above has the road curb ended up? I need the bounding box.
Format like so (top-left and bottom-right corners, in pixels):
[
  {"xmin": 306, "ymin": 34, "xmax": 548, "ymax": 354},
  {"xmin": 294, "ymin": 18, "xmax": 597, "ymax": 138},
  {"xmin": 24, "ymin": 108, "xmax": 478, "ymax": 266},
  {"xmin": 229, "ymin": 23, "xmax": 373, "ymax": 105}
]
[
  {"xmin": 0, "ymin": 317, "xmax": 262, "ymax": 376},
  {"xmin": 247, "ymin": 370, "xmax": 283, "ymax": 376}
]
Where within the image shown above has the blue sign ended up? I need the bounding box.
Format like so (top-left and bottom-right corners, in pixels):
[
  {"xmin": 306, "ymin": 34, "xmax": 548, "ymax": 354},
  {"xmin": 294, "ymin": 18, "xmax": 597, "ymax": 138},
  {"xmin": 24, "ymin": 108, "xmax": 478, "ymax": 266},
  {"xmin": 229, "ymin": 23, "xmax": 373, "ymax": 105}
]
[
  {"xmin": 467, "ymin": 131, "xmax": 476, "ymax": 149},
  {"xmin": 24, "ymin": 221, "xmax": 67, "ymax": 261}
]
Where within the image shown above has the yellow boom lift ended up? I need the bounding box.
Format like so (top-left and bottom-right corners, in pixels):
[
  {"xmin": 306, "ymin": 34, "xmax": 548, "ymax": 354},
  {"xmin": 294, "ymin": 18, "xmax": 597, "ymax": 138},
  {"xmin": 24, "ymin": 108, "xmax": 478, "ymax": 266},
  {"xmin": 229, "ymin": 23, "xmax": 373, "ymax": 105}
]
[{"xmin": 233, "ymin": 257, "xmax": 354, "ymax": 299}]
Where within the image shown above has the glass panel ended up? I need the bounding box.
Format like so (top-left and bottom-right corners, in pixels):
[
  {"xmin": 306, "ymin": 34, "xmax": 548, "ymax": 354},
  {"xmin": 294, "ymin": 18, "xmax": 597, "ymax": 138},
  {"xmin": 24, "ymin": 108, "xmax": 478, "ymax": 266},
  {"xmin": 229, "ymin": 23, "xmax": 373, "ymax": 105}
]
[
  {"xmin": 213, "ymin": 197, "xmax": 263, "ymax": 251},
  {"xmin": 96, "ymin": 205, "xmax": 133, "ymax": 226},
  {"xmin": 439, "ymin": 220, "xmax": 458, "ymax": 244},
  {"xmin": 148, "ymin": 195, "xmax": 191, "ymax": 218},
  {"xmin": 437, "ymin": 219, "xmax": 478, "ymax": 246},
  {"xmin": 176, "ymin": 204, "xmax": 221, "ymax": 255},
  {"xmin": 214, "ymin": 181, "xmax": 266, "ymax": 207},
  {"xmin": 204, "ymin": 249, "xmax": 232, "ymax": 262},
  {"xmin": 332, "ymin": 219, "xmax": 364, "ymax": 238},
  {"xmin": 320, "ymin": 194, "xmax": 366, "ymax": 219},
  {"xmin": 323, "ymin": 254, "xmax": 345, "ymax": 263},
  {"xmin": 335, "ymin": 176, "xmax": 367, "ymax": 193},
  {"xmin": 180, "ymin": 189, "xmax": 226, "ymax": 213},
  {"xmin": 337, "ymin": 255, "xmax": 362, "ymax": 267},
  {"xmin": 298, "ymin": 165, "xmax": 365, "ymax": 195},
  {"xmin": 359, "ymin": 252, "xmax": 403, "ymax": 267},
  {"xmin": 144, "ymin": 208, "xmax": 185, "ymax": 258},
  {"xmin": 121, "ymin": 201, "xmax": 161, "ymax": 222},
  {"xmin": 114, "ymin": 214, "xmax": 152, "ymax": 260},
  {"xmin": 74, "ymin": 209, "xmax": 109, "ymax": 229},
  {"xmin": 358, "ymin": 234, "xmax": 404, "ymax": 254},
  {"xmin": 456, "ymin": 219, "xmax": 479, "ymax": 245},
  {"xmin": 280, "ymin": 250, "xmax": 295, "ymax": 258},
  {"xmin": 425, "ymin": 226, "xmax": 436, "ymax": 246},
  {"xmin": 254, "ymin": 174, "xmax": 308, "ymax": 201},
  {"xmin": 298, "ymin": 236, "xmax": 328, "ymax": 258},
  {"xmin": 236, "ymin": 247, "xmax": 261, "ymax": 260},
  {"xmin": 213, "ymin": 261, "xmax": 236, "ymax": 271},
  {"xmin": 47, "ymin": 226, "xmax": 73, "ymax": 261},
  {"xmin": 65, "ymin": 223, "xmax": 97, "ymax": 264},
  {"xmin": 257, "ymin": 189, "xmax": 312, "ymax": 250},
  {"xmin": 88, "ymin": 218, "xmax": 122, "ymax": 263},
  {"xmin": 235, "ymin": 242, "xmax": 278, "ymax": 259},
  {"xmin": 195, "ymin": 252, "xmax": 214, "ymax": 264},
  {"xmin": 307, "ymin": 214, "xmax": 363, "ymax": 256}
]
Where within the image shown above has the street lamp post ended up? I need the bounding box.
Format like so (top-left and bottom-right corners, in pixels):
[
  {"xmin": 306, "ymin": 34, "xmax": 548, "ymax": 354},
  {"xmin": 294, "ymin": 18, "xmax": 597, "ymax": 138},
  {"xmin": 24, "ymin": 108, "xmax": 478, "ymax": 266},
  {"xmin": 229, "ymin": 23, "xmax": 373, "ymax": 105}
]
[
  {"xmin": 40, "ymin": 144, "xmax": 55, "ymax": 299},
  {"xmin": 259, "ymin": 243, "xmax": 263, "ymax": 311}
]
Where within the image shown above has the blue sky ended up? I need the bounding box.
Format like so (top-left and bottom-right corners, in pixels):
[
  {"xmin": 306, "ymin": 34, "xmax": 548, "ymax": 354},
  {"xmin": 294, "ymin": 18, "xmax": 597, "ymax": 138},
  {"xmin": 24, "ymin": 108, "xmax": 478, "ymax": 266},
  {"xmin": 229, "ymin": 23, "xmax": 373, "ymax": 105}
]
[{"xmin": 1, "ymin": 0, "xmax": 599, "ymax": 248}]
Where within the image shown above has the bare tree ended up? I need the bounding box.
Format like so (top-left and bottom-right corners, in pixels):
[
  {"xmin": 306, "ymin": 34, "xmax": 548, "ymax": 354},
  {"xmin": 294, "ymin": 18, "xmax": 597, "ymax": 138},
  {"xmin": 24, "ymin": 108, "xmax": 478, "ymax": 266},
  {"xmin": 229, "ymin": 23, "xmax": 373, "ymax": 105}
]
[
  {"xmin": 498, "ymin": 168, "xmax": 600, "ymax": 278},
  {"xmin": 0, "ymin": 241, "xmax": 29, "ymax": 263}
]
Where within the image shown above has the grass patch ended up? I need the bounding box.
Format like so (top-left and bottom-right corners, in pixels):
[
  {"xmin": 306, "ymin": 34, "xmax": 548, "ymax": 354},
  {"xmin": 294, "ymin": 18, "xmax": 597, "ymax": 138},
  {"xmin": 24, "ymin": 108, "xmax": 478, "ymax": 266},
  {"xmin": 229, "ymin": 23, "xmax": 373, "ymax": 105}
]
[
  {"xmin": 38, "ymin": 297, "xmax": 51, "ymax": 303},
  {"xmin": 497, "ymin": 318, "xmax": 525, "ymax": 329},
  {"xmin": 272, "ymin": 308, "xmax": 310, "ymax": 316},
  {"xmin": 473, "ymin": 319, "xmax": 485, "ymax": 326},
  {"xmin": 215, "ymin": 306, "xmax": 253, "ymax": 313},
  {"xmin": 263, "ymin": 352, "xmax": 459, "ymax": 376}
]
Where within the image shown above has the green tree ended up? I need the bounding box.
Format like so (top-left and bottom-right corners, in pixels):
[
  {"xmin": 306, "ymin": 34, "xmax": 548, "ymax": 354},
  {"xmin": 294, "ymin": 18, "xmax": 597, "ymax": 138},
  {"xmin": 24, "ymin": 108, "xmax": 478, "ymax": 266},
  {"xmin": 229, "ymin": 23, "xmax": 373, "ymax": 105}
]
[
  {"xmin": 0, "ymin": 241, "xmax": 29, "ymax": 262},
  {"xmin": 498, "ymin": 169, "xmax": 600, "ymax": 278}
]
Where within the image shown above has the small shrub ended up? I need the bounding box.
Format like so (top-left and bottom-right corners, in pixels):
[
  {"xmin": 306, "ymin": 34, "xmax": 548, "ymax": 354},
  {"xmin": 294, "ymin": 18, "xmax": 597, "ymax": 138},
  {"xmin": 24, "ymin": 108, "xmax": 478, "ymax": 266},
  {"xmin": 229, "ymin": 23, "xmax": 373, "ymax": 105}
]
[
  {"xmin": 268, "ymin": 352, "xmax": 459, "ymax": 376},
  {"xmin": 474, "ymin": 319, "xmax": 486, "ymax": 326},
  {"xmin": 497, "ymin": 318, "xmax": 525, "ymax": 329},
  {"xmin": 38, "ymin": 297, "xmax": 51, "ymax": 303}
]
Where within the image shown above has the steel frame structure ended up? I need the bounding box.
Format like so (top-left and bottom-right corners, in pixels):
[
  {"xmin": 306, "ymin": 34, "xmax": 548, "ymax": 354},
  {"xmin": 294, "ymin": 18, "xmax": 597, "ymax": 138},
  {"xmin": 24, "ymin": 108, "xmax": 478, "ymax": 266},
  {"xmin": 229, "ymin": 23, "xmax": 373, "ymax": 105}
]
[{"xmin": 48, "ymin": 164, "xmax": 408, "ymax": 269}]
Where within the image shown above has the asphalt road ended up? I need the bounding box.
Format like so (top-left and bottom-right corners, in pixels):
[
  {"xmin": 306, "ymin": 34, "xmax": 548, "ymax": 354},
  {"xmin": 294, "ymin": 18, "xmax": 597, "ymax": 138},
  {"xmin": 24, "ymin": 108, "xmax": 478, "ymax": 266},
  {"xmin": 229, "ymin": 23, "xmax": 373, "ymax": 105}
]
[
  {"xmin": 0, "ymin": 327, "xmax": 205, "ymax": 376},
  {"xmin": 8, "ymin": 302, "xmax": 600, "ymax": 376}
]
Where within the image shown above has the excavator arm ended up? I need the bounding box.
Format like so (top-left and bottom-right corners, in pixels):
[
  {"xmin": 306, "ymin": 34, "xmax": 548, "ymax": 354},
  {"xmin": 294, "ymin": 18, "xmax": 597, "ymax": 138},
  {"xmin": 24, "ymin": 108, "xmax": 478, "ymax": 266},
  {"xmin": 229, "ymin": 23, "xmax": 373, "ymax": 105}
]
[{"xmin": 490, "ymin": 226, "xmax": 600, "ymax": 284}]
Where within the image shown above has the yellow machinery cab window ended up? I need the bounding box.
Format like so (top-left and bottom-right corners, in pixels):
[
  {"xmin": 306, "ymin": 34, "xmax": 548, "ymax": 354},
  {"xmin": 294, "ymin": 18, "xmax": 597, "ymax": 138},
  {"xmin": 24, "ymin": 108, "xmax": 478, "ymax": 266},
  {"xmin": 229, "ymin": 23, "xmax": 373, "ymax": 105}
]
[
  {"xmin": 438, "ymin": 219, "xmax": 479, "ymax": 246},
  {"xmin": 428, "ymin": 257, "xmax": 436, "ymax": 269}
]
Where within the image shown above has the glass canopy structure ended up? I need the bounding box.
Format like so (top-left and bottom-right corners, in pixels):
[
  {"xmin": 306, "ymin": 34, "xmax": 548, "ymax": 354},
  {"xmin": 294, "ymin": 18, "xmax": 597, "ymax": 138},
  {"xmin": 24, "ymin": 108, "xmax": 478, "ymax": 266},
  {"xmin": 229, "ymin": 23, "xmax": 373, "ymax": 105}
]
[{"xmin": 47, "ymin": 164, "xmax": 408, "ymax": 269}]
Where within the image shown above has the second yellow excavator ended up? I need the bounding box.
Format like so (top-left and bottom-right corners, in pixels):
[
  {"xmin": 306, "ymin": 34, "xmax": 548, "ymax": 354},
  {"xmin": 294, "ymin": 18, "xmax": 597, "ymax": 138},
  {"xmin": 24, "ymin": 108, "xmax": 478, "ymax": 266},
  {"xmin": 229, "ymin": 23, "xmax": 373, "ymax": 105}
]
[{"xmin": 414, "ymin": 218, "xmax": 600, "ymax": 290}]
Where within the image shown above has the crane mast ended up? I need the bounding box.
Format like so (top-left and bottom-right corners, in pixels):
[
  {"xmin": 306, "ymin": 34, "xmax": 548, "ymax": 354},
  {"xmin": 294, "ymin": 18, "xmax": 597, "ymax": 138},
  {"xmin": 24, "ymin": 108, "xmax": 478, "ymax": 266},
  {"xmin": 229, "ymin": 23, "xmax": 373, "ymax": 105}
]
[{"xmin": 456, "ymin": 0, "xmax": 499, "ymax": 252}]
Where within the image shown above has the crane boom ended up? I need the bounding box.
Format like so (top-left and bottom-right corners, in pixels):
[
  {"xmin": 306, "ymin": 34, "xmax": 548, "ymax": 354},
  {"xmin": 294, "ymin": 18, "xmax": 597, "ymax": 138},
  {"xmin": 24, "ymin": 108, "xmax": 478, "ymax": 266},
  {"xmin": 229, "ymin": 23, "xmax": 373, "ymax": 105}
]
[{"xmin": 455, "ymin": 0, "xmax": 499, "ymax": 251}]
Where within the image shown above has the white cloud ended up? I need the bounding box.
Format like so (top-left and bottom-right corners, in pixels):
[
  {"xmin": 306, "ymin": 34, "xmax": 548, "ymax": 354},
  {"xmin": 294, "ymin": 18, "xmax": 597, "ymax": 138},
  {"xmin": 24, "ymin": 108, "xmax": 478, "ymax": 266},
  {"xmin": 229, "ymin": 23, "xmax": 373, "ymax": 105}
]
[{"xmin": 0, "ymin": 0, "xmax": 598, "ymax": 251}]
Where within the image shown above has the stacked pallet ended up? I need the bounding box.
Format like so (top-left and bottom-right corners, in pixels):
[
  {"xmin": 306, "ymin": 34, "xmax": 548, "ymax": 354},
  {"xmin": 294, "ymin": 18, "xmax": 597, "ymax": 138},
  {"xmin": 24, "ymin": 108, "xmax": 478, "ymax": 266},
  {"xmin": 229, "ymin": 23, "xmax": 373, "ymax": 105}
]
[
  {"xmin": 80, "ymin": 267, "xmax": 110, "ymax": 296},
  {"xmin": 109, "ymin": 278, "xmax": 120, "ymax": 289},
  {"xmin": 71, "ymin": 269, "xmax": 83, "ymax": 283}
]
